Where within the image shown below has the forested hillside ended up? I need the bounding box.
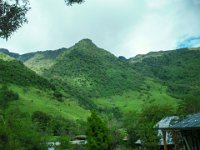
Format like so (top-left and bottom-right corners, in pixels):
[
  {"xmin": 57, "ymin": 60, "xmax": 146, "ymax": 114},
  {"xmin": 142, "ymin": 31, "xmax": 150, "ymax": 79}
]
[
  {"xmin": 41, "ymin": 39, "xmax": 143, "ymax": 104},
  {"xmin": 1, "ymin": 41, "xmax": 200, "ymax": 106},
  {"xmin": 7, "ymin": 39, "xmax": 144, "ymax": 108},
  {"xmin": 129, "ymin": 48, "xmax": 200, "ymax": 100},
  {"xmin": 1, "ymin": 41, "xmax": 200, "ymax": 110},
  {"xmin": 0, "ymin": 53, "xmax": 53, "ymax": 89}
]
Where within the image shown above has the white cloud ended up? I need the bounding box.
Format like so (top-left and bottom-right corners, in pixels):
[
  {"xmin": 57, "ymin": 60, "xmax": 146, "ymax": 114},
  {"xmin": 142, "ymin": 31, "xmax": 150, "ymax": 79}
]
[
  {"xmin": 0, "ymin": 0, "xmax": 200, "ymax": 58},
  {"xmin": 115, "ymin": 0, "xmax": 200, "ymax": 57}
]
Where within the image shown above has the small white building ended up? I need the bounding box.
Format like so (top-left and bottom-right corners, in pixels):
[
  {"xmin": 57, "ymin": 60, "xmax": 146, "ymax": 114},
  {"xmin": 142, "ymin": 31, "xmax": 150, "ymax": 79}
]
[
  {"xmin": 70, "ymin": 135, "xmax": 87, "ymax": 145},
  {"xmin": 47, "ymin": 141, "xmax": 61, "ymax": 150}
]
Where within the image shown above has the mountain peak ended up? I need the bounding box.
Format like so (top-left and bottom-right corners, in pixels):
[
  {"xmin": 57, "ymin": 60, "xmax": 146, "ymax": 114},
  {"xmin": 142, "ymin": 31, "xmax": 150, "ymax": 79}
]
[
  {"xmin": 0, "ymin": 48, "xmax": 19, "ymax": 58},
  {"xmin": 79, "ymin": 38, "xmax": 93, "ymax": 43},
  {"xmin": 74, "ymin": 39, "xmax": 97, "ymax": 49}
]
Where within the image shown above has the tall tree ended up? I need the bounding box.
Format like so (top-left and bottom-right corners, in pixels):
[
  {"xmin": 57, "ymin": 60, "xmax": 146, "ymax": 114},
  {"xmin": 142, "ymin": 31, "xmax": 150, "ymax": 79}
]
[
  {"xmin": 86, "ymin": 111, "xmax": 111, "ymax": 150},
  {"xmin": 137, "ymin": 104, "xmax": 175, "ymax": 149},
  {"xmin": 123, "ymin": 111, "xmax": 140, "ymax": 148}
]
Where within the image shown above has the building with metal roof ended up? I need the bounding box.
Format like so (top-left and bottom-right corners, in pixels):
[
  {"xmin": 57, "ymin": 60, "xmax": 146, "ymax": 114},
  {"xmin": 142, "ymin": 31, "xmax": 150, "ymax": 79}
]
[
  {"xmin": 155, "ymin": 116, "xmax": 179, "ymax": 146},
  {"xmin": 159, "ymin": 113, "xmax": 200, "ymax": 150},
  {"xmin": 169, "ymin": 113, "xmax": 200, "ymax": 129}
]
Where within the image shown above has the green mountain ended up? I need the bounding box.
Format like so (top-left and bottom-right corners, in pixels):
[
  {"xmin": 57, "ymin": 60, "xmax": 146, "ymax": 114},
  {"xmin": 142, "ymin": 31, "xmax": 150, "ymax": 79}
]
[
  {"xmin": 129, "ymin": 48, "xmax": 200, "ymax": 100},
  {"xmin": 15, "ymin": 39, "xmax": 144, "ymax": 108},
  {"xmin": 0, "ymin": 52, "xmax": 90, "ymax": 149},
  {"xmin": 1, "ymin": 39, "xmax": 200, "ymax": 110},
  {"xmin": 43, "ymin": 39, "xmax": 143, "ymax": 99},
  {"xmin": 1, "ymin": 41, "xmax": 200, "ymax": 113},
  {"xmin": 0, "ymin": 52, "xmax": 53, "ymax": 89},
  {"xmin": 1, "ymin": 40, "xmax": 200, "ymax": 149},
  {"xmin": 0, "ymin": 52, "xmax": 90, "ymax": 120}
]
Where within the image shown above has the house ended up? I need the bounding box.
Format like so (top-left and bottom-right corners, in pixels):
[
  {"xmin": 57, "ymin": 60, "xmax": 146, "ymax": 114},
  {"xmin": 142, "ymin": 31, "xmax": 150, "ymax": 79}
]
[
  {"xmin": 131, "ymin": 116, "xmax": 179, "ymax": 149},
  {"xmin": 70, "ymin": 135, "xmax": 87, "ymax": 145},
  {"xmin": 47, "ymin": 141, "xmax": 61, "ymax": 150},
  {"xmin": 158, "ymin": 113, "xmax": 200, "ymax": 150},
  {"xmin": 155, "ymin": 116, "xmax": 179, "ymax": 148}
]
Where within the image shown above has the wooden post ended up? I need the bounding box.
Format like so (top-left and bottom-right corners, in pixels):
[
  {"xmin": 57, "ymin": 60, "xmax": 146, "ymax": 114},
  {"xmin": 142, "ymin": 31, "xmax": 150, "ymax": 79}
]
[
  {"xmin": 172, "ymin": 130, "xmax": 178, "ymax": 150},
  {"xmin": 162, "ymin": 129, "xmax": 168, "ymax": 150},
  {"xmin": 183, "ymin": 136, "xmax": 191, "ymax": 150}
]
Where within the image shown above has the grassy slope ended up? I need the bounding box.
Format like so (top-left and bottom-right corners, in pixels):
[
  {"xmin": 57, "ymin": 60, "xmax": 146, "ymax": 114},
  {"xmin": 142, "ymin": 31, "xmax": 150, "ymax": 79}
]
[
  {"xmin": 0, "ymin": 53, "xmax": 90, "ymax": 121},
  {"xmin": 6, "ymin": 84, "xmax": 90, "ymax": 120},
  {"xmin": 19, "ymin": 48, "xmax": 65, "ymax": 75},
  {"xmin": 93, "ymin": 79, "xmax": 179, "ymax": 114},
  {"xmin": 0, "ymin": 53, "xmax": 12, "ymax": 60}
]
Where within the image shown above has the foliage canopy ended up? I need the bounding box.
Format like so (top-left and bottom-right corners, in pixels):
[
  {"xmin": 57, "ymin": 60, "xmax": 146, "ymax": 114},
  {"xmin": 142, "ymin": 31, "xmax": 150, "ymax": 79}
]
[
  {"xmin": 0, "ymin": 0, "xmax": 29, "ymax": 39},
  {"xmin": 86, "ymin": 111, "xmax": 112, "ymax": 150}
]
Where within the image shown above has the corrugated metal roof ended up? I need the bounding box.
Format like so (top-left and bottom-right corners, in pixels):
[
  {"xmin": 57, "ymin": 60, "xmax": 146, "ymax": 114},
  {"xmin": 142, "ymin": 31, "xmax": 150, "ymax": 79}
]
[
  {"xmin": 155, "ymin": 116, "xmax": 179, "ymax": 145},
  {"xmin": 156, "ymin": 116, "xmax": 179, "ymax": 128},
  {"xmin": 170, "ymin": 113, "xmax": 200, "ymax": 129}
]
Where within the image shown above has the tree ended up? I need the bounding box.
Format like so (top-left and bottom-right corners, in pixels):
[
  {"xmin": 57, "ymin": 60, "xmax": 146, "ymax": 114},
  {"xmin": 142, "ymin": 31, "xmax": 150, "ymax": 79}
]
[
  {"xmin": 0, "ymin": 123, "xmax": 25, "ymax": 150},
  {"xmin": 58, "ymin": 136, "xmax": 71, "ymax": 150},
  {"xmin": 0, "ymin": 0, "xmax": 84, "ymax": 39},
  {"xmin": 177, "ymin": 97, "xmax": 200, "ymax": 116},
  {"xmin": 137, "ymin": 104, "xmax": 175, "ymax": 149},
  {"xmin": 123, "ymin": 104, "xmax": 175, "ymax": 149},
  {"xmin": 0, "ymin": 0, "xmax": 29, "ymax": 39},
  {"xmin": 0, "ymin": 108, "xmax": 47, "ymax": 150},
  {"xmin": 0, "ymin": 85, "xmax": 19, "ymax": 108},
  {"xmin": 86, "ymin": 111, "xmax": 112, "ymax": 150},
  {"xmin": 32, "ymin": 111, "xmax": 52, "ymax": 133},
  {"xmin": 123, "ymin": 111, "xmax": 140, "ymax": 148}
]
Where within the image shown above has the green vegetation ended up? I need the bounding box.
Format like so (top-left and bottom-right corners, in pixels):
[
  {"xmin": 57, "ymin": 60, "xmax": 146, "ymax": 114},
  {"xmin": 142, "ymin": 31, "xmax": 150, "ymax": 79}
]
[
  {"xmin": 8, "ymin": 84, "xmax": 90, "ymax": 120},
  {"xmin": 0, "ymin": 54, "xmax": 53, "ymax": 89},
  {"xmin": 136, "ymin": 104, "xmax": 175, "ymax": 149},
  {"xmin": 0, "ymin": 84, "xmax": 90, "ymax": 150},
  {"xmin": 0, "ymin": 52, "xmax": 15, "ymax": 61},
  {"xmin": 177, "ymin": 98, "xmax": 200, "ymax": 116},
  {"xmin": 123, "ymin": 103, "xmax": 175, "ymax": 149},
  {"xmin": 0, "ymin": 0, "xmax": 84, "ymax": 39},
  {"xmin": 0, "ymin": 48, "xmax": 19, "ymax": 58},
  {"xmin": 19, "ymin": 48, "xmax": 65, "ymax": 75},
  {"xmin": 93, "ymin": 79, "xmax": 179, "ymax": 117},
  {"xmin": 0, "ymin": 52, "xmax": 89, "ymax": 149},
  {"xmin": 86, "ymin": 111, "xmax": 112, "ymax": 150},
  {"xmin": 130, "ymin": 48, "xmax": 200, "ymax": 101},
  {"xmin": 0, "ymin": 0, "xmax": 29, "ymax": 39},
  {"xmin": 0, "ymin": 108, "xmax": 47, "ymax": 150},
  {"xmin": 0, "ymin": 40, "xmax": 200, "ymax": 149},
  {"xmin": 20, "ymin": 39, "xmax": 144, "ymax": 108},
  {"xmin": 0, "ymin": 85, "xmax": 19, "ymax": 108}
]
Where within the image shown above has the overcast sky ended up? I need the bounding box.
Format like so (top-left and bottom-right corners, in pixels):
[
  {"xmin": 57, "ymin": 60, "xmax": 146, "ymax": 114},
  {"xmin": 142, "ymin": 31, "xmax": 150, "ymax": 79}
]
[{"xmin": 0, "ymin": 0, "xmax": 200, "ymax": 58}]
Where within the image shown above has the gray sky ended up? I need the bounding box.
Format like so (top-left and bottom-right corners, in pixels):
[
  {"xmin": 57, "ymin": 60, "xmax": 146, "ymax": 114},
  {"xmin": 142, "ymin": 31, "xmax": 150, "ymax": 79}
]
[{"xmin": 0, "ymin": 0, "xmax": 200, "ymax": 58}]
